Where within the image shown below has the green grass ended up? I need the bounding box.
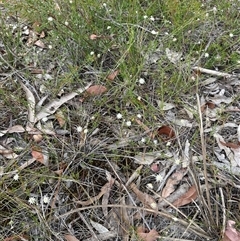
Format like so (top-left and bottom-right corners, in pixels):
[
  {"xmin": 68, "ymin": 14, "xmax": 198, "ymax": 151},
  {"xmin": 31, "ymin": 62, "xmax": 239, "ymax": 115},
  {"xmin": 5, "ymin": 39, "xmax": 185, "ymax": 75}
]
[{"xmin": 0, "ymin": 0, "xmax": 240, "ymax": 240}]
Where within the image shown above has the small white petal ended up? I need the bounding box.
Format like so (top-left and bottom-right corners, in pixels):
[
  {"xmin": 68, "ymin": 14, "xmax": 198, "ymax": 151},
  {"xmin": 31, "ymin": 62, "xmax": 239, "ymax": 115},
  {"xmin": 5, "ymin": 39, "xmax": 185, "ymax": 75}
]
[
  {"xmin": 141, "ymin": 137, "xmax": 146, "ymax": 143},
  {"xmin": 204, "ymin": 53, "xmax": 209, "ymax": 58},
  {"xmin": 43, "ymin": 195, "xmax": 50, "ymax": 204},
  {"xmin": 229, "ymin": 33, "xmax": 234, "ymax": 38},
  {"xmin": 137, "ymin": 114, "xmax": 142, "ymax": 119},
  {"xmin": 116, "ymin": 113, "xmax": 122, "ymax": 119},
  {"xmin": 13, "ymin": 173, "xmax": 19, "ymax": 181},
  {"xmin": 28, "ymin": 197, "xmax": 36, "ymax": 204},
  {"xmin": 77, "ymin": 126, "xmax": 83, "ymax": 132},
  {"xmin": 138, "ymin": 78, "xmax": 145, "ymax": 84},
  {"xmin": 90, "ymin": 51, "xmax": 94, "ymax": 55},
  {"xmin": 48, "ymin": 17, "xmax": 53, "ymax": 22},
  {"xmin": 126, "ymin": 121, "xmax": 131, "ymax": 127}
]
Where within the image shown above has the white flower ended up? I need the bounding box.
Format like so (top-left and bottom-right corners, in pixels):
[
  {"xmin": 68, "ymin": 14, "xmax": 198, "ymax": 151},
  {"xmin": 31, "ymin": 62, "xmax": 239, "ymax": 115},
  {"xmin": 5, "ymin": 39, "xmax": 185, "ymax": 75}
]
[
  {"xmin": 42, "ymin": 117, "xmax": 48, "ymax": 122},
  {"xmin": 149, "ymin": 16, "xmax": 155, "ymax": 21},
  {"xmin": 76, "ymin": 126, "xmax": 83, "ymax": 132},
  {"xmin": 103, "ymin": 3, "xmax": 107, "ymax": 7},
  {"xmin": 69, "ymin": 0, "xmax": 73, "ymax": 3},
  {"xmin": 172, "ymin": 37, "xmax": 177, "ymax": 42},
  {"xmin": 155, "ymin": 174, "xmax": 163, "ymax": 182},
  {"xmin": 146, "ymin": 183, "xmax": 153, "ymax": 189},
  {"xmin": 116, "ymin": 113, "xmax": 122, "ymax": 119},
  {"xmin": 64, "ymin": 21, "xmax": 69, "ymax": 26},
  {"xmin": 28, "ymin": 197, "xmax": 36, "ymax": 205},
  {"xmin": 138, "ymin": 78, "xmax": 145, "ymax": 85},
  {"xmin": 13, "ymin": 173, "xmax": 19, "ymax": 181},
  {"xmin": 151, "ymin": 30, "xmax": 158, "ymax": 35},
  {"xmin": 204, "ymin": 53, "xmax": 209, "ymax": 58},
  {"xmin": 47, "ymin": 17, "xmax": 54, "ymax": 22},
  {"xmin": 153, "ymin": 139, "xmax": 158, "ymax": 145},
  {"xmin": 83, "ymin": 128, "xmax": 88, "ymax": 134},
  {"xmin": 137, "ymin": 114, "xmax": 142, "ymax": 119},
  {"xmin": 143, "ymin": 15, "xmax": 148, "ymax": 19},
  {"xmin": 229, "ymin": 33, "xmax": 234, "ymax": 38},
  {"xmin": 48, "ymin": 45, "xmax": 53, "ymax": 49},
  {"xmin": 43, "ymin": 195, "xmax": 50, "ymax": 204},
  {"xmin": 126, "ymin": 121, "xmax": 131, "ymax": 127},
  {"xmin": 90, "ymin": 51, "xmax": 95, "ymax": 55},
  {"xmin": 107, "ymin": 26, "xmax": 111, "ymax": 30},
  {"xmin": 137, "ymin": 96, "xmax": 142, "ymax": 101},
  {"xmin": 97, "ymin": 53, "xmax": 101, "ymax": 58},
  {"xmin": 141, "ymin": 137, "xmax": 146, "ymax": 143},
  {"xmin": 212, "ymin": 6, "xmax": 217, "ymax": 13}
]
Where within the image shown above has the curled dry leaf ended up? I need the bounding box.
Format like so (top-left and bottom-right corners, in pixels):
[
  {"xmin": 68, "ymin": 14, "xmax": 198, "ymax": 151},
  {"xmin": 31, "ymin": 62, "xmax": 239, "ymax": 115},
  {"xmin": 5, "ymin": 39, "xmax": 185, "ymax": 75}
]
[
  {"xmin": 107, "ymin": 70, "xmax": 119, "ymax": 81},
  {"xmin": 31, "ymin": 147, "xmax": 49, "ymax": 166},
  {"xmin": 86, "ymin": 85, "xmax": 107, "ymax": 96},
  {"xmin": 157, "ymin": 125, "xmax": 175, "ymax": 141},
  {"xmin": 136, "ymin": 227, "xmax": 159, "ymax": 241},
  {"xmin": 172, "ymin": 185, "xmax": 198, "ymax": 207},
  {"xmin": 161, "ymin": 168, "xmax": 186, "ymax": 198},
  {"xmin": 223, "ymin": 220, "xmax": 240, "ymax": 241},
  {"xmin": 34, "ymin": 39, "xmax": 45, "ymax": 48}
]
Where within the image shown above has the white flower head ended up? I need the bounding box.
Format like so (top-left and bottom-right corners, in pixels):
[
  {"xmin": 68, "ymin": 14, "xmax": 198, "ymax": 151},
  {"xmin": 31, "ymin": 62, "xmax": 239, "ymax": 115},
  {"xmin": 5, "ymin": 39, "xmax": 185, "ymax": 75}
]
[
  {"xmin": 137, "ymin": 114, "xmax": 142, "ymax": 119},
  {"xmin": 204, "ymin": 53, "xmax": 209, "ymax": 58},
  {"xmin": 229, "ymin": 33, "xmax": 234, "ymax": 38},
  {"xmin": 65, "ymin": 21, "xmax": 69, "ymax": 26},
  {"xmin": 138, "ymin": 78, "xmax": 146, "ymax": 85},
  {"xmin": 153, "ymin": 139, "xmax": 158, "ymax": 145},
  {"xmin": 43, "ymin": 195, "xmax": 50, "ymax": 204},
  {"xmin": 90, "ymin": 51, "xmax": 95, "ymax": 55},
  {"xmin": 47, "ymin": 17, "xmax": 54, "ymax": 22},
  {"xmin": 172, "ymin": 37, "xmax": 177, "ymax": 42},
  {"xmin": 13, "ymin": 173, "xmax": 19, "ymax": 181},
  {"xmin": 143, "ymin": 15, "xmax": 148, "ymax": 19},
  {"xmin": 141, "ymin": 137, "xmax": 146, "ymax": 143},
  {"xmin": 48, "ymin": 45, "xmax": 53, "ymax": 49},
  {"xmin": 107, "ymin": 26, "xmax": 111, "ymax": 30},
  {"xmin": 151, "ymin": 30, "xmax": 158, "ymax": 35},
  {"xmin": 28, "ymin": 197, "xmax": 36, "ymax": 205},
  {"xmin": 126, "ymin": 121, "xmax": 132, "ymax": 127},
  {"xmin": 137, "ymin": 96, "xmax": 142, "ymax": 101},
  {"xmin": 155, "ymin": 174, "xmax": 163, "ymax": 182},
  {"xmin": 116, "ymin": 113, "xmax": 122, "ymax": 119},
  {"xmin": 83, "ymin": 128, "xmax": 88, "ymax": 134},
  {"xmin": 146, "ymin": 183, "xmax": 153, "ymax": 189},
  {"xmin": 103, "ymin": 3, "xmax": 107, "ymax": 7},
  {"xmin": 77, "ymin": 126, "xmax": 83, "ymax": 132},
  {"xmin": 150, "ymin": 16, "xmax": 155, "ymax": 21}
]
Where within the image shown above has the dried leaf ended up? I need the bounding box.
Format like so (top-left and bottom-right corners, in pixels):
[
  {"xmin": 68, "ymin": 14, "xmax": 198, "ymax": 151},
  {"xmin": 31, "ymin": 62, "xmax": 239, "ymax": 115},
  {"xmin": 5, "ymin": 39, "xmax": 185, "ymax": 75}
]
[
  {"xmin": 90, "ymin": 34, "xmax": 101, "ymax": 40},
  {"xmin": 86, "ymin": 85, "xmax": 107, "ymax": 96},
  {"xmin": 165, "ymin": 48, "xmax": 182, "ymax": 64},
  {"xmin": 90, "ymin": 220, "xmax": 109, "ymax": 233},
  {"xmin": 55, "ymin": 110, "xmax": 66, "ymax": 127},
  {"xmin": 130, "ymin": 183, "xmax": 157, "ymax": 211},
  {"xmin": 64, "ymin": 234, "xmax": 80, "ymax": 241},
  {"xmin": 223, "ymin": 220, "xmax": 240, "ymax": 241},
  {"xmin": 162, "ymin": 168, "xmax": 186, "ymax": 198},
  {"xmin": 136, "ymin": 227, "xmax": 159, "ymax": 241},
  {"xmin": 157, "ymin": 126, "xmax": 175, "ymax": 141},
  {"xmin": 31, "ymin": 148, "xmax": 49, "ymax": 166},
  {"xmin": 172, "ymin": 185, "xmax": 198, "ymax": 207},
  {"xmin": 34, "ymin": 39, "xmax": 45, "ymax": 48},
  {"xmin": 107, "ymin": 70, "xmax": 119, "ymax": 81}
]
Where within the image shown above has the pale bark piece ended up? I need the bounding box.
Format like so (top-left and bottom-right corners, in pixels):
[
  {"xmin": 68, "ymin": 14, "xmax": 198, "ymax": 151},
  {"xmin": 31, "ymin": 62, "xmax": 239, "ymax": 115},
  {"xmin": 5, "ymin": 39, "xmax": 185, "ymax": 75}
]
[
  {"xmin": 90, "ymin": 220, "xmax": 109, "ymax": 233},
  {"xmin": 192, "ymin": 67, "xmax": 232, "ymax": 78}
]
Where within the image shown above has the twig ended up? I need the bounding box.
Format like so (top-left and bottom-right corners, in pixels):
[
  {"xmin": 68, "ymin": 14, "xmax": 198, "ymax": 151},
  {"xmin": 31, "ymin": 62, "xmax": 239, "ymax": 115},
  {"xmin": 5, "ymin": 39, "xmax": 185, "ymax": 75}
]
[
  {"xmin": 192, "ymin": 67, "xmax": 232, "ymax": 78},
  {"xmin": 196, "ymin": 94, "xmax": 213, "ymax": 222},
  {"xmin": 219, "ymin": 187, "xmax": 226, "ymax": 239}
]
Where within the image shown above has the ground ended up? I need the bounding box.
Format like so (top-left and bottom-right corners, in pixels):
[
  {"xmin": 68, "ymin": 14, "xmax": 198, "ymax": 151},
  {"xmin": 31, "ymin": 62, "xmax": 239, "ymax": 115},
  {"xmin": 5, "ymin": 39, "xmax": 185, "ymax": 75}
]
[{"xmin": 0, "ymin": 0, "xmax": 240, "ymax": 241}]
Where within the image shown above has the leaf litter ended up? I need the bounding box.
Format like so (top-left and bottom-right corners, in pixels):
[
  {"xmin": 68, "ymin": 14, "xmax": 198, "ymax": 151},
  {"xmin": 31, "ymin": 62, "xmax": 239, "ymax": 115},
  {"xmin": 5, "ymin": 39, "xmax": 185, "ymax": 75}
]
[{"xmin": 1, "ymin": 2, "xmax": 240, "ymax": 241}]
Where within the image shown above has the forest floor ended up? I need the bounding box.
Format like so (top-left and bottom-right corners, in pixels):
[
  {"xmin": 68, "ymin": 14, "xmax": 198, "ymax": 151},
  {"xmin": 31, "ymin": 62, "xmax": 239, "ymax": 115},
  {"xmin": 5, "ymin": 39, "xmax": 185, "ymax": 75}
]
[{"xmin": 0, "ymin": 1, "xmax": 240, "ymax": 240}]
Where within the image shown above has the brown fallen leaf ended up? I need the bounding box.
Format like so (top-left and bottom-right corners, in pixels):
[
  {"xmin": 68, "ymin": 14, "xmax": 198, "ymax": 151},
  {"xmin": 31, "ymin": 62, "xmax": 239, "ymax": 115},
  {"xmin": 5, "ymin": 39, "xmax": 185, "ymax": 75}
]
[
  {"xmin": 64, "ymin": 234, "xmax": 80, "ymax": 241},
  {"xmin": 161, "ymin": 168, "xmax": 186, "ymax": 198},
  {"xmin": 172, "ymin": 185, "xmax": 198, "ymax": 207},
  {"xmin": 34, "ymin": 39, "xmax": 45, "ymax": 48},
  {"xmin": 107, "ymin": 70, "xmax": 119, "ymax": 81},
  {"xmin": 157, "ymin": 125, "xmax": 175, "ymax": 141},
  {"xmin": 86, "ymin": 85, "xmax": 107, "ymax": 96},
  {"xmin": 136, "ymin": 227, "xmax": 159, "ymax": 241},
  {"xmin": 130, "ymin": 183, "xmax": 158, "ymax": 211},
  {"xmin": 223, "ymin": 220, "xmax": 240, "ymax": 241},
  {"xmin": 89, "ymin": 34, "xmax": 101, "ymax": 40},
  {"xmin": 31, "ymin": 147, "xmax": 49, "ymax": 166}
]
